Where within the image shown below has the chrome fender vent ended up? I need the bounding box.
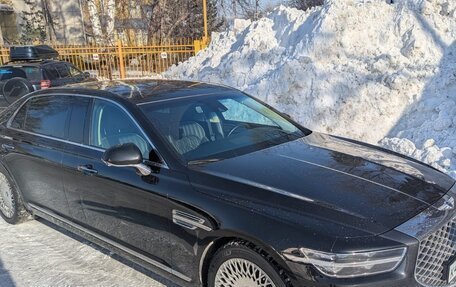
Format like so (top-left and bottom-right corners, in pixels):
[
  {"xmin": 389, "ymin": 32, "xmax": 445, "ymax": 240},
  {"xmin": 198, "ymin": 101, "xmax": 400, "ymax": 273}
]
[{"xmin": 172, "ymin": 210, "xmax": 212, "ymax": 231}]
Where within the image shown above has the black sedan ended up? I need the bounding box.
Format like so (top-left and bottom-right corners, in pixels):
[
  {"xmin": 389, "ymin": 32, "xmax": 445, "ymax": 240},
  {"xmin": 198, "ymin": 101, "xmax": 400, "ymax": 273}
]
[{"xmin": 0, "ymin": 80, "xmax": 454, "ymax": 287}]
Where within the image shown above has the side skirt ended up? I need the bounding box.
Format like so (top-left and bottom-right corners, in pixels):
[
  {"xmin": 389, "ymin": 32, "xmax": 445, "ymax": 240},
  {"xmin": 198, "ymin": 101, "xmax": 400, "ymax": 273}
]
[{"xmin": 29, "ymin": 203, "xmax": 192, "ymax": 283}]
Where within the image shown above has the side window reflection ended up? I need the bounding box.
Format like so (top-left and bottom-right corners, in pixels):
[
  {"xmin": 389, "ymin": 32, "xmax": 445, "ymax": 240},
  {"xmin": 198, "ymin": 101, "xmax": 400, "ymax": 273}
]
[
  {"xmin": 89, "ymin": 99, "xmax": 151, "ymax": 159},
  {"xmin": 24, "ymin": 96, "xmax": 71, "ymax": 139}
]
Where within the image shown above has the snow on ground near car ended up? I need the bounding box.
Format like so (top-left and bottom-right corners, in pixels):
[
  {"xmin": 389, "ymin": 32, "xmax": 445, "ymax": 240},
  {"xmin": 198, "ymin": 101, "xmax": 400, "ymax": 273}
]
[
  {"xmin": 165, "ymin": 0, "xmax": 456, "ymax": 178},
  {"xmin": 0, "ymin": 218, "xmax": 175, "ymax": 287}
]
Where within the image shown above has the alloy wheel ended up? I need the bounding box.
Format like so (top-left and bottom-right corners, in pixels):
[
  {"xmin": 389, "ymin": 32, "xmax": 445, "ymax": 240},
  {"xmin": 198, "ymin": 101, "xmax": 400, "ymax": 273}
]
[
  {"xmin": 0, "ymin": 173, "xmax": 14, "ymax": 218},
  {"xmin": 214, "ymin": 258, "xmax": 276, "ymax": 287}
]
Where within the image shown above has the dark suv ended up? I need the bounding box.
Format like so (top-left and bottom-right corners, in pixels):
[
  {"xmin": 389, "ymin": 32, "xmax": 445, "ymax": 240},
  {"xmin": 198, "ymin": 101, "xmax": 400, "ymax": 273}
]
[{"xmin": 0, "ymin": 45, "xmax": 95, "ymax": 107}]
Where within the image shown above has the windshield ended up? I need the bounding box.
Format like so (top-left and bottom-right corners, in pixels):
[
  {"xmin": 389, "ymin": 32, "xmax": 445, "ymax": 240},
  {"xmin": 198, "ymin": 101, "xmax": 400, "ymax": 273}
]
[{"xmin": 140, "ymin": 92, "xmax": 308, "ymax": 164}]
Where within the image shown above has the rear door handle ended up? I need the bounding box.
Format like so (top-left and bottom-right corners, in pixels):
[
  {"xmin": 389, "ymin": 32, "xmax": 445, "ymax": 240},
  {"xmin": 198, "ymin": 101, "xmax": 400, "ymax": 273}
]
[
  {"xmin": 1, "ymin": 143, "xmax": 14, "ymax": 151},
  {"xmin": 77, "ymin": 165, "xmax": 98, "ymax": 175}
]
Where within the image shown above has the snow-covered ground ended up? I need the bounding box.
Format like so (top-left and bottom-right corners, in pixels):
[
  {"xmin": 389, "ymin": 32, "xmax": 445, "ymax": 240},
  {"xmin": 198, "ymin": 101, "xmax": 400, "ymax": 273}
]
[
  {"xmin": 0, "ymin": 218, "xmax": 174, "ymax": 287},
  {"xmin": 165, "ymin": 0, "xmax": 456, "ymax": 178}
]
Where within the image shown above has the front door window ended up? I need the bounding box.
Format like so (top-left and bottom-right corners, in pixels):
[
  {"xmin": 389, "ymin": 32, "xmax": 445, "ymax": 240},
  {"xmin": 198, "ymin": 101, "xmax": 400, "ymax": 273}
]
[{"xmin": 89, "ymin": 99, "xmax": 151, "ymax": 159}]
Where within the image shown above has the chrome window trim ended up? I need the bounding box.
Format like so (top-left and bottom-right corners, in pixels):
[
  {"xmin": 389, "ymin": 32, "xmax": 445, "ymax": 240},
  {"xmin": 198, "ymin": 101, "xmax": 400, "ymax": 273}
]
[
  {"xmin": 8, "ymin": 126, "xmax": 105, "ymax": 152},
  {"xmin": 6, "ymin": 93, "xmax": 169, "ymax": 169},
  {"xmin": 29, "ymin": 203, "xmax": 191, "ymax": 282}
]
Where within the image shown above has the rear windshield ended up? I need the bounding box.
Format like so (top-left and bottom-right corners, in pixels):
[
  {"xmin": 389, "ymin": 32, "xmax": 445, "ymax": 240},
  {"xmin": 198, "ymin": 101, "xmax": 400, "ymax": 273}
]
[{"xmin": 0, "ymin": 66, "xmax": 41, "ymax": 82}]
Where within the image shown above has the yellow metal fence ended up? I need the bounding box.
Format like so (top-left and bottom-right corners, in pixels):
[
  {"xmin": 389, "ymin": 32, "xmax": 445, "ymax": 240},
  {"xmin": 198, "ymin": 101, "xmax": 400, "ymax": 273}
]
[{"xmin": 0, "ymin": 38, "xmax": 207, "ymax": 80}]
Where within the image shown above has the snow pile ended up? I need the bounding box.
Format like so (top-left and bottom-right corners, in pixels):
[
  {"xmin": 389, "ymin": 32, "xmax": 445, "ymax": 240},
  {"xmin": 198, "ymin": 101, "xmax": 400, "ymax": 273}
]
[
  {"xmin": 165, "ymin": 0, "xmax": 456, "ymax": 177},
  {"xmin": 381, "ymin": 138, "xmax": 456, "ymax": 178}
]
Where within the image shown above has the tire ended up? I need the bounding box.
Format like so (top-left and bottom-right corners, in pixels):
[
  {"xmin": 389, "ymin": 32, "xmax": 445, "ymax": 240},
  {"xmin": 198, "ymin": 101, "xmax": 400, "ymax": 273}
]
[
  {"xmin": 2, "ymin": 77, "xmax": 34, "ymax": 105},
  {"xmin": 208, "ymin": 241, "xmax": 287, "ymax": 287},
  {"xmin": 0, "ymin": 170, "xmax": 29, "ymax": 224}
]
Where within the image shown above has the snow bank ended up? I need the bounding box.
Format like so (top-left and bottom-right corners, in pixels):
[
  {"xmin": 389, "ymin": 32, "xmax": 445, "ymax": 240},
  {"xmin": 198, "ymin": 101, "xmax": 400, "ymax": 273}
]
[
  {"xmin": 164, "ymin": 0, "xmax": 456, "ymax": 177},
  {"xmin": 381, "ymin": 138, "xmax": 456, "ymax": 178}
]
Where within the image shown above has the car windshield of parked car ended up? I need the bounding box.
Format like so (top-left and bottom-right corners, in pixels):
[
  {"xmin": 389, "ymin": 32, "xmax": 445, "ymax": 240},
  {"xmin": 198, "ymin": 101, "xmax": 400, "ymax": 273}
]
[{"xmin": 139, "ymin": 92, "xmax": 308, "ymax": 164}]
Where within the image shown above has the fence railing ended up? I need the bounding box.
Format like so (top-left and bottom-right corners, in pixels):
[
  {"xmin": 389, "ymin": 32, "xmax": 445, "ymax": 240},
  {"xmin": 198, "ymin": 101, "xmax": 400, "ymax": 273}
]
[{"xmin": 0, "ymin": 38, "xmax": 208, "ymax": 80}]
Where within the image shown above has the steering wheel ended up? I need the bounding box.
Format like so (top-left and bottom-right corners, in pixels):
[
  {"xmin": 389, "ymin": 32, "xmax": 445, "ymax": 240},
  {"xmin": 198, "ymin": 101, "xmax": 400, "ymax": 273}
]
[{"xmin": 227, "ymin": 124, "xmax": 246, "ymax": 137}]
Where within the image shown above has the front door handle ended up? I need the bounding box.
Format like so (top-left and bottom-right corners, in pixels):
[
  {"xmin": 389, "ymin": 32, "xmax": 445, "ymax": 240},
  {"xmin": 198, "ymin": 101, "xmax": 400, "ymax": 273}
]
[
  {"xmin": 77, "ymin": 164, "xmax": 98, "ymax": 175},
  {"xmin": 1, "ymin": 143, "xmax": 14, "ymax": 151}
]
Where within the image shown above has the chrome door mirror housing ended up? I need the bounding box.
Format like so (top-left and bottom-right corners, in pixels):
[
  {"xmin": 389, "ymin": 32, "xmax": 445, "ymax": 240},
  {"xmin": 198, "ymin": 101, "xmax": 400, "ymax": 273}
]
[{"xmin": 102, "ymin": 143, "xmax": 151, "ymax": 176}]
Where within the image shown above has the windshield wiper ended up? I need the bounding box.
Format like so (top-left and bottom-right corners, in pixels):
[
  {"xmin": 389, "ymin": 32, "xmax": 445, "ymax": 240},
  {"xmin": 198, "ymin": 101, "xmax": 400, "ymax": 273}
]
[{"xmin": 188, "ymin": 158, "xmax": 222, "ymax": 165}]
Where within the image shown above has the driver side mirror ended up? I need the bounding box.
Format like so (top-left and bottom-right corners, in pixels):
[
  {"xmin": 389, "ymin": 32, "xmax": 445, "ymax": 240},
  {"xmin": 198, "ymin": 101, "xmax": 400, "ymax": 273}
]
[{"xmin": 102, "ymin": 143, "xmax": 151, "ymax": 176}]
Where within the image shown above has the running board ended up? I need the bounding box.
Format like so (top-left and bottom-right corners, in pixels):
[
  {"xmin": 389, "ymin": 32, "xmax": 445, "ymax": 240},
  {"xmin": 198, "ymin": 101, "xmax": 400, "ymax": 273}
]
[{"xmin": 29, "ymin": 203, "xmax": 192, "ymax": 282}]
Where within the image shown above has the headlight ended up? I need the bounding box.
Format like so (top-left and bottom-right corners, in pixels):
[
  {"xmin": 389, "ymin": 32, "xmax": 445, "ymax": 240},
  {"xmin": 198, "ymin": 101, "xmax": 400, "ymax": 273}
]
[{"xmin": 283, "ymin": 247, "xmax": 406, "ymax": 278}]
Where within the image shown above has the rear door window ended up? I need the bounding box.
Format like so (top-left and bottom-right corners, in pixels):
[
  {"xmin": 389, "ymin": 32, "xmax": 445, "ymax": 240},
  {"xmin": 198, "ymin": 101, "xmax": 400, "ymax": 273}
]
[
  {"xmin": 54, "ymin": 63, "xmax": 70, "ymax": 78},
  {"xmin": 43, "ymin": 65, "xmax": 59, "ymax": 80},
  {"xmin": 0, "ymin": 68, "xmax": 25, "ymax": 81},
  {"xmin": 22, "ymin": 96, "xmax": 71, "ymax": 139}
]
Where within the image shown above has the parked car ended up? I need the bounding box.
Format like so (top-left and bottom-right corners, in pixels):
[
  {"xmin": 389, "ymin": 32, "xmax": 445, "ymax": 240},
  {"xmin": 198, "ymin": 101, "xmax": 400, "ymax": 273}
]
[
  {"xmin": 0, "ymin": 79, "xmax": 454, "ymax": 287},
  {"xmin": 0, "ymin": 45, "xmax": 95, "ymax": 107}
]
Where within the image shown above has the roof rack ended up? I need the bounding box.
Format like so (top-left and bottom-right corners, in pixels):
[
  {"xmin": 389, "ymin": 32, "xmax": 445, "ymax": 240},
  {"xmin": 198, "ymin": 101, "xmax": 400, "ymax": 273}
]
[
  {"xmin": 5, "ymin": 59, "xmax": 56, "ymax": 64},
  {"xmin": 9, "ymin": 45, "xmax": 59, "ymax": 62}
]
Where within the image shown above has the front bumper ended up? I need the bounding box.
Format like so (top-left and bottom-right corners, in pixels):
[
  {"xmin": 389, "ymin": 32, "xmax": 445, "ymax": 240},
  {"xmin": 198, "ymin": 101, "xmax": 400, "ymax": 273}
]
[
  {"xmin": 284, "ymin": 183, "xmax": 456, "ymax": 287},
  {"xmin": 396, "ymin": 183, "xmax": 456, "ymax": 287}
]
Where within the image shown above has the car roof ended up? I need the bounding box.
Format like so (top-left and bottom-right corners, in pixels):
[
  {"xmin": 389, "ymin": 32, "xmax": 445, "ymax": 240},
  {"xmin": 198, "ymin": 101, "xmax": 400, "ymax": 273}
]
[{"xmin": 33, "ymin": 79, "xmax": 237, "ymax": 105}]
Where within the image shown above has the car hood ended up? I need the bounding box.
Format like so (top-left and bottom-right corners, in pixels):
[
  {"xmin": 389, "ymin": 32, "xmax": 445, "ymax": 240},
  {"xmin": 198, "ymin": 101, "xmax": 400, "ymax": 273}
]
[{"xmin": 191, "ymin": 132, "xmax": 455, "ymax": 236}]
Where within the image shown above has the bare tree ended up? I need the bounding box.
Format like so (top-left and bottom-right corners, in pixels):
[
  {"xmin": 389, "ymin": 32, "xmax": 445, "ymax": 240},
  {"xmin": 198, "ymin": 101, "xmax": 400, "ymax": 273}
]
[
  {"xmin": 21, "ymin": 0, "xmax": 47, "ymax": 44},
  {"xmin": 218, "ymin": 0, "xmax": 266, "ymax": 21},
  {"xmin": 87, "ymin": 0, "xmax": 103, "ymax": 41},
  {"xmin": 0, "ymin": 21, "xmax": 3, "ymax": 46},
  {"xmin": 40, "ymin": 0, "xmax": 58, "ymax": 42},
  {"xmin": 86, "ymin": 0, "xmax": 116, "ymax": 44},
  {"xmin": 81, "ymin": 0, "xmax": 223, "ymax": 44},
  {"xmin": 288, "ymin": 0, "xmax": 323, "ymax": 11},
  {"xmin": 105, "ymin": 0, "xmax": 116, "ymax": 41},
  {"xmin": 131, "ymin": 0, "xmax": 222, "ymax": 42},
  {"xmin": 218, "ymin": 0, "xmax": 249, "ymax": 19},
  {"xmin": 0, "ymin": 0, "xmax": 15, "ymax": 45}
]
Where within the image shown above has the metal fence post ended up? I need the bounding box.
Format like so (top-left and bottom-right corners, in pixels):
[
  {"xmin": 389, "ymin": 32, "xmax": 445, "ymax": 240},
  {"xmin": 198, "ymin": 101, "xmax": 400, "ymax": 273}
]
[
  {"xmin": 0, "ymin": 47, "xmax": 7, "ymax": 65},
  {"xmin": 194, "ymin": 39, "xmax": 201, "ymax": 54},
  {"xmin": 117, "ymin": 40, "xmax": 126, "ymax": 79},
  {"xmin": 202, "ymin": 0, "xmax": 208, "ymax": 42},
  {"xmin": 202, "ymin": 37, "xmax": 209, "ymax": 50}
]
